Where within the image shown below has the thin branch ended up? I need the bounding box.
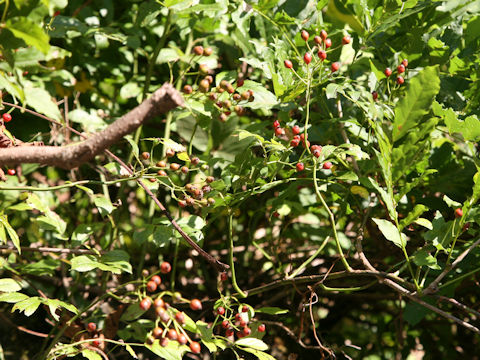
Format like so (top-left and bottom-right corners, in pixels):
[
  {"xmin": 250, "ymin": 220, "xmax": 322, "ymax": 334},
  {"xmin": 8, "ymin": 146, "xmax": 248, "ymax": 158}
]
[
  {"xmin": 0, "ymin": 245, "xmax": 104, "ymax": 255},
  {"xmin": 423, "ymin": 237, "xmax": 480, "ymax": 295}
]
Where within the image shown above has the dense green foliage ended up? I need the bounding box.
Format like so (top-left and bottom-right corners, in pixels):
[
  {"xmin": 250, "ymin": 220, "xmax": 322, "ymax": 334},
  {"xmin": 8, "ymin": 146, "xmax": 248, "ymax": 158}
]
[{"xmin": 1, "ymin": 0, "xmax": 480, "ymax": 359}]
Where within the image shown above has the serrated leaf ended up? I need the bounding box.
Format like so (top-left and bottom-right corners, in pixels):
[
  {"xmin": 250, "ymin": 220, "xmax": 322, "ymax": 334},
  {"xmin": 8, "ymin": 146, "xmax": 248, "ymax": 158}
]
[
  {"xmin": 71, "ymin": 250, "xmax": 131, "ymax": 274},
  {"xmin": 372, "ymin": 218, "xmax": 407, "ymax": 248},
  {"xmin": 423, "ymin": 211, "xmax": 454, "ymax": 251},
  {"xmin": 196, "ymin": 321, "xmax": 216, "ymax": 352},
  {"xmin": 399, "ymin": 204, "xmax": 428, "ymax": 231},
  {"xmin": 13, "ymin": 296, "xmax": 42, "ymax": 316},
  {"xmin": 392, "ymin": 66, "xmax": 440, "ymax": 142}
]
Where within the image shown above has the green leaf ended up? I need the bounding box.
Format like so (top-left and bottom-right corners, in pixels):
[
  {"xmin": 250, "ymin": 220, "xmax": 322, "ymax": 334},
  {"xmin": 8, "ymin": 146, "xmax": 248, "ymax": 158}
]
[
  {"xmin": 238, "ymin": 80, "xmax": 278, "ymax": 110},
  {"xmin": 13, "ymin": 296, "xmax": 42, "ymax": 316},
  {"xmin": 413, "ymin": 249, "xmax": 440, "ymax": 270},
  {"xmin": 372, "ymin": 218, "xmax": 407, "ymax": 248},
  {"xmin": 81, "ymin": 349, "xmax": 102, "ymax": 360},
  {"xmin": 392, "ymin": 66, "xmax": 440, "ymax": 142},
  {"xmin": 0, "ymin": 213, "xmax": 21, "ymax": 253},
  {"xmin": 147, "ymin": 339, "xmax": 186, "ymax": 360},
  {"xmin": 399, "ymin": 204, "xmax": 428, "ymax": 231},
  {"xmin": 0, "ymin": 279, "xmax": 22, "ymax": 292},
  {"xmin": 235, "ymin": 338, "xmax": 269, "ymax": 351},
  {"xmin": 239, "ymin": 347, "xmax": 276, "ymax": 360},
  {"xmin": 256, "ymin": 307, "xmax": 288, "ymax": 315},
  {"xmin": 71, "ymin": 250, "xmax": 132, "ymax": 274},
  {"xmin": 24, "ymin": 86, "xmax": 62, "ymax": 122},
  {"xmin": 443, "ymin": 195, "xmax": 462, "ymax": 208},
  {"xmin": 367, "ymin": 177, "xmax": 397, "ymax": 220},
  {"xmin": 6, "ymin": 18, "xmax": 50, "ymax": 54},
  {"xmin": 197, "ymin": 320, "xmax": 217, "ymax": 352},
  {"xmin": 414, "ymin": 218, "xmax": 433, "ymax": 230},
  {"xmin": 0, "ymin": 292, "xmax": 29, "ymax": 303},
  {"xmin": 423, "ymin": 211, "xmax": 454, "ymax": 251},
  {"xmin": 94, "ymin": 195, "xmax": 114, "ymax": 216}
]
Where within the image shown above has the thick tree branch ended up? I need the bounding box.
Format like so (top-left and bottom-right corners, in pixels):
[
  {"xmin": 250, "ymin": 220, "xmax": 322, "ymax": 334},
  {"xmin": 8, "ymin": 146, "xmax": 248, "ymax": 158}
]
[{"xmin": 0, "ymin": 83, "xmax": 184, "ymax": 169}]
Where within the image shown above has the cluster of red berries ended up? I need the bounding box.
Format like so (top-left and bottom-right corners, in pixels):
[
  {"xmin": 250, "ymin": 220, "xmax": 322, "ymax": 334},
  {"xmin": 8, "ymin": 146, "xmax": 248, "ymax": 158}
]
[
  {"xmin": 216, "ymin": 304, "xmax": 266, "ymax": 341},
  {"xmin": 284, "ymin": 29, "xmax": 349, "ymax": 72},
  {"xmin": 141, "ymin": 146, "xmax": 217, "ymax": 208},
  {"xmin": 181, "ymin": 47, "xmax": 249, "ymax": 123},
  {"xmin": 384, "ymin": 58, "xmax": 408, "ymax": 85},
  {"xmin": 138, "ymin": 262, "xmax": 202, "ymax": 354},
  {"xmin": 272, "ymin": 120, "xmax": 333, "ymax": 171}
]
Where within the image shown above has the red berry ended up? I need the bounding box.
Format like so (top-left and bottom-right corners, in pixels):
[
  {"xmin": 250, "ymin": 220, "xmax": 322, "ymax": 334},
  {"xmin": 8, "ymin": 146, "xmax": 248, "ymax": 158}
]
[
  {"xmin": 220, "ymin": 272, "xmax": 228, "ymax": 281},
  {"xmin": 140, "ymin": 298, "xmax": 152, "ymax": 311},
  {"xmin": 217, "ymin": 306, "xmax": 225, "ymax": 315},
  {"xmin": 296, "ymin": 163, "xmax": 305, "ymax": 172},
  {"xmin": 314, "ymin": 35, "xmax": 322, "ymax": 44},
  {"xmin": 317, "ymin": 50, "xmax": 327, "ymax": 60},
  {"xmin": 152, "ymin": 327, "xmax": 163, "ymax": 339},
  {"xmin": 154, "ymin": 297, "xmax": 165, "ymax": 308},
  {"xmin": 275, "ymin": 127, "xmax": 285, "ymax": 136},
  {"xmin": 160, "ymin": 337, "xmax": 169, "ymax": 347},
  {"xmin": 243, "ymin": 326, "xmax": 251, "ymax": 336},
  {"xmin": 273, "ymin": 120, "xmax": 280, "ymax": 128},
  {"xmin": 53, "ymin": 10, "xmax": 61, "ymax": 17},
  {"xmin": 323, "ymin": 162, "xmax": 333, "ymax": 170},
  {"xmin": 463, "ymin": 222, "xmax": 470, "ymax": 231},
  {"xmin": 237, "ymin": 78, "xmax": 244, "ymax": 87},
  {"xmin": 190, "ymin": 299, "xmax": 202, "ymax": 311},
  {"xmin": 303, "ymin": 53, "xmax": 312, "ymax": 65},
  {"xmin": 235, "ymin": 313, "xmax": 241, "ymax": 321},
  {"xmin": 324, "ymin": 38, "xmax": 332, "ymax": 48},
  {"xmin": 292, "ymin": 125, "xmax": 301, "ymax": 135},
  {"xmin": 183, "ymin": 85, "xmax": 193, "ymax": 94},
  {"xmin": 7, "ymin": 169, "xmax": 16, "ymax": 176},
  {"xmin": 258, "ymin": 324, "xmax": 266, "ymax": 332},
  {"xmin": 203, "ymin": 47, "xmax": 213, "ymax": 56},
  {"xmin": 222, "ymin": 320, "xmax": 229, "ymax": 329},
  {"xmin": 160, "ymin": 262, "xmax": 171, "ymax": 274},
  {"xmin": 384, "ymin": 68, "xmax": 392, "ymax": 77},
  {"xmin": 242, "ymin": 305, "xmax": 248, "ymax": 313},
  {"xmin": 175, "ymin": 312, "xmax": 185, "ymax": 324},
  {"xmin": 290, "ymin": 139, "xmax": 300, "ymax": 147},
  {"xmin": 190, "ymin": 341, "xmax": 201, "ymax": 354},
  {"xmin": 151, "ymin": 275, "xmax": 161, "ymax": 285},
  {"xmin": 87, "ymin": 322, "xmax": 97, "ymax": 332},
  {"xmin": 226, "ymin": 329, "xmax": 234, "ymax": 337},
  {"xmin": 372, "ymin": 91, "xmax": 378, "ymax": 100},
  {"xmin": 320, "ymin": 30, "xmax": 328, "ymax": 40},
  {"xmin": 193, "ymin": 46, "xmax": 204, "ymax": 56},
  {"xmin": 331, "ymin": 62, "xmax": 340, "ymax": 72},
  {"xmin": 146, "ymin": 280, "xmax": 157, "ymax": 293},
  {"xmin": 178, "ymin": 334, "xmax": 188, "ymax": 345},
  {"xmin": 402, "ymin": 59, "xmax": 408, "ymax": 67},
  {"xmin": 313, "ymin": 149, "xmax": 321, "ymax": 158},
  {"xmin": 301, "ymin": 30, "xmax": 309, "ymax": 41},
  {"xmin": 455, "ymin": 208, "xmax": 463, "ymax": 218},
  {"xmin": 397, "ymin": 64, "xmax": 405, "ymax": 73},
  {"xmin": 92, "ymin": 338, "xmax": 101, "ymax": 347},
  {"xmin": 396, "ymin": 76, "xmax": 404, "ymax": 85},
  {"xmin": 284, "ymin": 60, "xmax": 293, "ymax": 69},
  {"xmin": 2, "ymin": 113, "xmax": 12, "ymax": 122},
  {"xmin": 167, "ymin": 329, "xmax": 177, "ymax": 340},
  {"xmin": 342, "ymin": 36, "xmax": 351, "ymax": 45}
]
